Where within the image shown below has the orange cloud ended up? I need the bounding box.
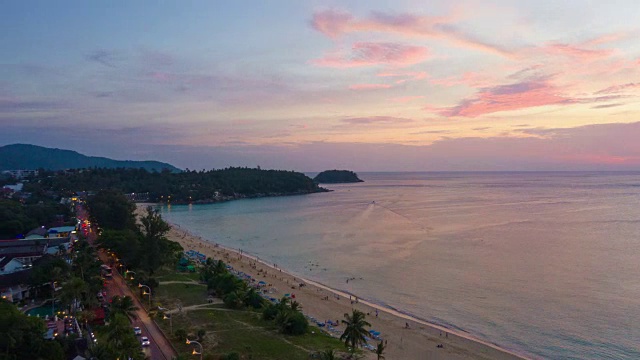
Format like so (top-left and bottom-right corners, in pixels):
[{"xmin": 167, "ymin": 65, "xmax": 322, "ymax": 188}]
[
  {"xmin": 310, "ymin": 10, "xmax": 511, "ymax": 56},
  {"xmin": 312, "ymin": 42, "xmax": 429, "ymax": 68}
]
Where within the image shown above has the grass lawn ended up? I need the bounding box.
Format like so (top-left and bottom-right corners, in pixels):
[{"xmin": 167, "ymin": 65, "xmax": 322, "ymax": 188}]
[
  {"xmin": 155, "ymin": 271, "xmax": 201, "ymax": 283},
  {"xmin": 157, "ymin": 307, "xmax": 346, "ymax": 359},
  {"xmin": 154, "ymin": 282, "xmax": 208, "ymax": 307}
]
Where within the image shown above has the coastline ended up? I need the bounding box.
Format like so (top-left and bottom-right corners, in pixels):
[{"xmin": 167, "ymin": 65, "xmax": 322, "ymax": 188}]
[{"xmin": 140, "ymin": 203, "xmax": 528, "ymax": 360}]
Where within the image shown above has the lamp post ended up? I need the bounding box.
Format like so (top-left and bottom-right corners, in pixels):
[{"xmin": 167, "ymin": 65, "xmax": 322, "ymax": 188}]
[
  {"xmin": 186, "ymin": 339, "xmax": 203, "ymax": 360},
  {"xmin": 138, "ymin": 284, "xmax": 151, "ymax": 307},
  {"xmin": 163, "ymin": 313, "xmax": 172, "ymax": 333},
  {"xmin": 124, "ymin": 270, "xmax": 135, "ymax": 280}
]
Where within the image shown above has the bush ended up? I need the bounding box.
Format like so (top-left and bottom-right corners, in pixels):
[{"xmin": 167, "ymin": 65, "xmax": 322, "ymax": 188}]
[
  {"xmin": 223, "ymin": 292, "xmax": 242, "ymax": 309},
  {"xmin": 262, "ymin": 304, "xmax": 278, "ymax": 320},
  {"xmin": 174, "ymin": 328, "xmax": 188, "ymax": 341},
  {"xmin": 197, "ymin": 328, "xmax": 206, "ymax": 341},
  {"xmin": 224, "ymin": 352, "xmax": 240, "ymax": 360}
]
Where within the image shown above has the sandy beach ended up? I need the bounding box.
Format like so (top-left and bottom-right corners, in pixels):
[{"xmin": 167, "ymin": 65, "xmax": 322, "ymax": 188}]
[{"xmin": 139, "ymin": 204, "xmax": 526, "ymax": 360}]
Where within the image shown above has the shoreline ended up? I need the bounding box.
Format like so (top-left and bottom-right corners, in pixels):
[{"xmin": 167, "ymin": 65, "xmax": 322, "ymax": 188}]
[{"xmin": 141, "ymin": 203, "xmax": 529, "ymax": 360}]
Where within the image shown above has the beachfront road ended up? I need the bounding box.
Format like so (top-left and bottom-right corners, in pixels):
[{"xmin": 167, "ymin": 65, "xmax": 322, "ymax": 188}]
[{"xmin": 82, "ymin": 206, "xmax": 176, "ymax": 360}]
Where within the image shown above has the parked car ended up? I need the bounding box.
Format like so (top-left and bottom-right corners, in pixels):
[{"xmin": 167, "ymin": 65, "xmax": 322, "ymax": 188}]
[
  {"xmin": 141, "ymin": 336, "xmax": 150, "ymax": 346},
  {"xmin": 133, "ymin": 327, "xmax": 142, "ymax": 336}
]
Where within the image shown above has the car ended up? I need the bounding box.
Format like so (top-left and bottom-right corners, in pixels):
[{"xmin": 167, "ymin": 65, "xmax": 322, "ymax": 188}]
[
  {"xmin": 141, "ymin": 336, "xmax": 150, "ymax": 346},
  {"xmin": 133, "ymin": 327, "xmax": 142, "ymax": 336}
]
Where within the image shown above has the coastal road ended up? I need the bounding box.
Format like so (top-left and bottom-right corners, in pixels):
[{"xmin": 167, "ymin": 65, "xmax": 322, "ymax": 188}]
[
  {"xmin": 81, "ymin": 205, "xmax": 177, "ymax": 360},
  {"xmin": 102, "ymin": 266, "xmax": 175, "ymax": 360}
]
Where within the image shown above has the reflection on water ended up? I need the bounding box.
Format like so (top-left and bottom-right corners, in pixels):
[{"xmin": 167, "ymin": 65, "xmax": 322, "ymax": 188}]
[{"xmin": 160, "ymin": 172, "xmax": 640, "ymax": 359}]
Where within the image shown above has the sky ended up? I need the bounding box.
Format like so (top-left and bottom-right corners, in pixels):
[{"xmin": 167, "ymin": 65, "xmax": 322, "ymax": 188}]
[{"xmin": 1, "ymin": 0, "xmax": 640, "ymax": 171}]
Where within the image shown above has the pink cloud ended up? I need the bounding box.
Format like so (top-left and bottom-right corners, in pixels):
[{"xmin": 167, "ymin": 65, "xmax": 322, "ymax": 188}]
[
  {"xmin": 349, "ymin": 83, "xmax": 393, "ymax": 90},
  {"xmin": 542, "ymin": 43, "xmax": 613, "ymax": 61},
  {"xmin": 390, "ymin": 96, "xmax": 425, "ymax": 103},
  {"xmin": 435, "ymin": 79, "xmax": 569, "ymax": 117},
  {"xmin": 313, "ymin": 42, "xmax": 429, "ymax": 68},
  {"xmin": 310, "ymin": 10, "xmax": 511, "ymax": 56},
  {"xmin": 341, "ymin": 116, "xmax": 413, "ymax": 125},
  {"xmin": 430, "ymin": 71, "xmax": 492, "ymax": 88},
  {"xmin": 595, "ymin": 82, "xmax": 640, "ymax": 94}
]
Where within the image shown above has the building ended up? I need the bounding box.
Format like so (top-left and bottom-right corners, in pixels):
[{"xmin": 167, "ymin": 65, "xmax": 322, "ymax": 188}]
[{"xmin": 1, "ymin": 170, "xmax": 38, "ymax": 179}]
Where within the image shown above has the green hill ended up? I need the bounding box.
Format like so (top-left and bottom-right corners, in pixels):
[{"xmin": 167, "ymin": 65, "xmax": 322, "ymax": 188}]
[
  {"xmin": 0, "ymin": 144, "xmax": 181, "ymax": 173},
  {"xmin": 313, "ymin": 170, "xmax": 363, "ymax": 184}
]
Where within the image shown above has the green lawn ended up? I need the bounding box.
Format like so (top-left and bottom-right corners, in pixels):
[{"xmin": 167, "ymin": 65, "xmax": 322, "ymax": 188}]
[
  {"xmin": 156, "ymin": 271, "xmax": 201, "ymax": 283},
  {"xmin": 157, "ymin": 307, "xmax": 346, "ymax": 359},
  {"xmin": 154, "ymin": 282, "xmax": 208, "ymax": 307}
]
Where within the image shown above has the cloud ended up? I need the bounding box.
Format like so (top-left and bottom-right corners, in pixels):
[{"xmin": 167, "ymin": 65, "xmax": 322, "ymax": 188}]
[
  {"xmin": 595, "ymin": 82, "xmax": 640, "ymax": 94},
  {"xmin": 591, "ymin": 103, "xmax": 625, "ymax": 109},
  {"xmin": 542, "ymin": 43, "xmax": 613, "ymax": 61},
  {"xmin": 0, "ymin": 98, "xmax": 66, "ymax": 112},
  {"xmin": 390, "ymin": 96, "xmax": 425, "ymax": 103},
  {"xmin": 349, "ymin": 83, "xmax": 392, "ymax": 90},
  {"xmin": 410, "ymin": 129, "xmax": 450, "ymax": 135},
  {"xmin": 85, "ymin": 49, "xmax": 119, "ymax": 67},
  {"xmin": 341, "ymin": 116, "xmax": 413, "ymax": 125},
  {"xmin": 312, "ymin": 42, "xmax": 429, "ymax": 68},
  {"xmin": 472, "ymin": 127, "xmax": 490, "ymax": 131},
  {"xmin": 310, "ymin": 10, "xmax": 511, "ymax": 56},
  {"xmin": 433, "ymin": 75, "xmax": 630, "ymax": 117},
  {"xmin": 435, "ymin": 78, "xmax": 569, "ymax": 117}
]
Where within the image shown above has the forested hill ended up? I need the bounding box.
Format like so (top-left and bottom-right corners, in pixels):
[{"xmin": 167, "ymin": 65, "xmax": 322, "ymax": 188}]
[
  {"xmin": 313, "ymin": 170, "xmax": 363, "ymax": 184},
  {"xmin": 0, "ymin": 144, "xmax": 180, "ymax": 172},
  {"xmin": 28, "ymin": 167, "xmax": 327, "ymax": 203}
]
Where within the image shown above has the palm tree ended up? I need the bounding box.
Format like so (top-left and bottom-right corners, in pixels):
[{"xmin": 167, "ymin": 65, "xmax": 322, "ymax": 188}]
[
  {"xmin": 340, "ymin": 310, "xmax": 371, "ymax": 353},
  {"xmin": 109, "ymin": 295, "xmax": 139, "ymax": 320},
  {"xmin": 77, "ymin": 309, "xmax": 96, "ymax": 329},
  {"xmin": 60, "ymin": 277, "xmax": 88, "ymax": 315},
  {"xmin": 376, "ymin": 341, "xmax": 386, "ymax": 360},
  {"xmin": 318, "ymin": 349, "xmax": 336, "ymax": 360}
]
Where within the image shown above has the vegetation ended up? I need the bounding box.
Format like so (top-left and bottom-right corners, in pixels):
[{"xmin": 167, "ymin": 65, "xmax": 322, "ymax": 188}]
[
  {"xmin": 94, "ymin": 194, "xmax": 183, "ymax": 275},
  {"xmin": 0, "ymin": 198, "xmax": 72, "ymax": 239},
  {"xmin": 0, "ymin": 299, "xmax": 65, "ymax": 360},
  {"xmin": 340, "ymin": 310, "xmax": 371, "ymax": 354},
  {"xmin": 313, "ymin": 170, "xmax": 363, "ymax": 184},
  {"xmin": 0, "ymin": 143, "xmax": 179, "ymax": 172},
  {"xmin": 28, "ymin": 167, "xmax": 327, "ymax": 203}
]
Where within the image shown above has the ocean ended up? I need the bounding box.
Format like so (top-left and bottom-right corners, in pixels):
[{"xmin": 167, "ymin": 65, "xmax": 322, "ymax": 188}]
[{"xmin": 158, "ymin": 172, "xmax": 640, "ymax": 359}]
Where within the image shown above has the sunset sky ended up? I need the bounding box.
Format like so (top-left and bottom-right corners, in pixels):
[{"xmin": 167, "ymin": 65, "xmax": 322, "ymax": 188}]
[{"xmin": 1, "ymin": 1, "xmax": 640, "ymax": 171}]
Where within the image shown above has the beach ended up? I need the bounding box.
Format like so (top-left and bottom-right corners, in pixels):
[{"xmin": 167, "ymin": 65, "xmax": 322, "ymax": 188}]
[{"xmin": 139, "ymin": 204, "xmax": 525, "ymax": 360}]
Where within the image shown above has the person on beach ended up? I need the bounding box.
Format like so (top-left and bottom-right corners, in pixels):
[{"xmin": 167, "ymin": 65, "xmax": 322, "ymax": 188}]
[{"xmin": 376, "ymin": 309, "xmax": 378, "ymax": 318}]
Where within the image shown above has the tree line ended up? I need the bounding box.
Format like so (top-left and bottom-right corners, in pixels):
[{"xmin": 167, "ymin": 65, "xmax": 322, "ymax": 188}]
[{"xmin": 25, "ymin": 167, "xmax": 327, "ymax": 203}]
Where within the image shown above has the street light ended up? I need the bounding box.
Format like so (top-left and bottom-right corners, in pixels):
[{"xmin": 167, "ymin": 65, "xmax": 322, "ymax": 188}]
[
  {"xmin": 163, "ymin": 313, "xmax": 172, "ymax": 333},
  {"xmin": 186, "ymin": 339, "xmax": 203, "ymax": 360},
  {"xmin": 138, "ymin": 284, "xmax": 151, "ymax": 307},
  {"xmin": 125, "ymin": 270, "xmax": 135, "ymax": 280}
]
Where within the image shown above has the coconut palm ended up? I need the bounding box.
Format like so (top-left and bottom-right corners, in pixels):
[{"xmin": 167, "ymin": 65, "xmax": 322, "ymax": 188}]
[
  {"xmin": 109, "ymin": 295, "xmax": 139, "ymax": 320},
  {"xmin": 77, "ymin": 309, "xmax": 96, "ymax": 329},
  {"xmin": 319, "ymin": 349, "xmax": 336, "ymax": 360},
  {"xmin": 340, "ymin": 310, "xmax": 371, "ymax": 353},
  {"xmin": 60, "ymin": 277, "xmax": 88, "ymax": 315},
  {"xmin": 376, "ymin": 341, "xmax": 386, "ymax": 360}
]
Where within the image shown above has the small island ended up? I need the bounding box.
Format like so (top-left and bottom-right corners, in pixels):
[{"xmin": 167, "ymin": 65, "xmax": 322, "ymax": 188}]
[{"xmin": 313, "ymin": 170, "xmax": 364, "ymax": 184}]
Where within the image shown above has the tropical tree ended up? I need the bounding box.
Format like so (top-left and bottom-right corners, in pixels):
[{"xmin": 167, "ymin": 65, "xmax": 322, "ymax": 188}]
[
  {"xmin": 60, "ymin": 277, "xmax": 88, "ymax": 315},
  {"xmin": 109, "ymin": 295, "xmax": 139, "ymax": 320},
  {"xmin": 376, "ymin": 341, "xmax": 386, "ymax": 360},
  {"xmin": 340, "ymin": 310, "xmax": 371, "ymax": 353},
  {"xmin": 104, "ymin": 313, "xmax": 145, "ymax": 360},
  {"xmin": 77, "ymin": 309, "xmax": 96, "ymax": 329},
  {"xmin": 0, "ymin": 299, "xmax": 65, "ymax": 360},
  {"xmin": 139, "ymin": 206, "xmax": 171, "ymax": 274},
  {"xmin": 319, "ymin": 349, "xmax": 336, "ymax": 360}
]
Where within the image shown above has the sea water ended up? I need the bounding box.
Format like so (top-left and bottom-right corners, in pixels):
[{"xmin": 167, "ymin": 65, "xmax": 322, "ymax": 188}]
[{"xmin": 159, "ymin": 172, "xmax": 640, "ymax": 359}]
